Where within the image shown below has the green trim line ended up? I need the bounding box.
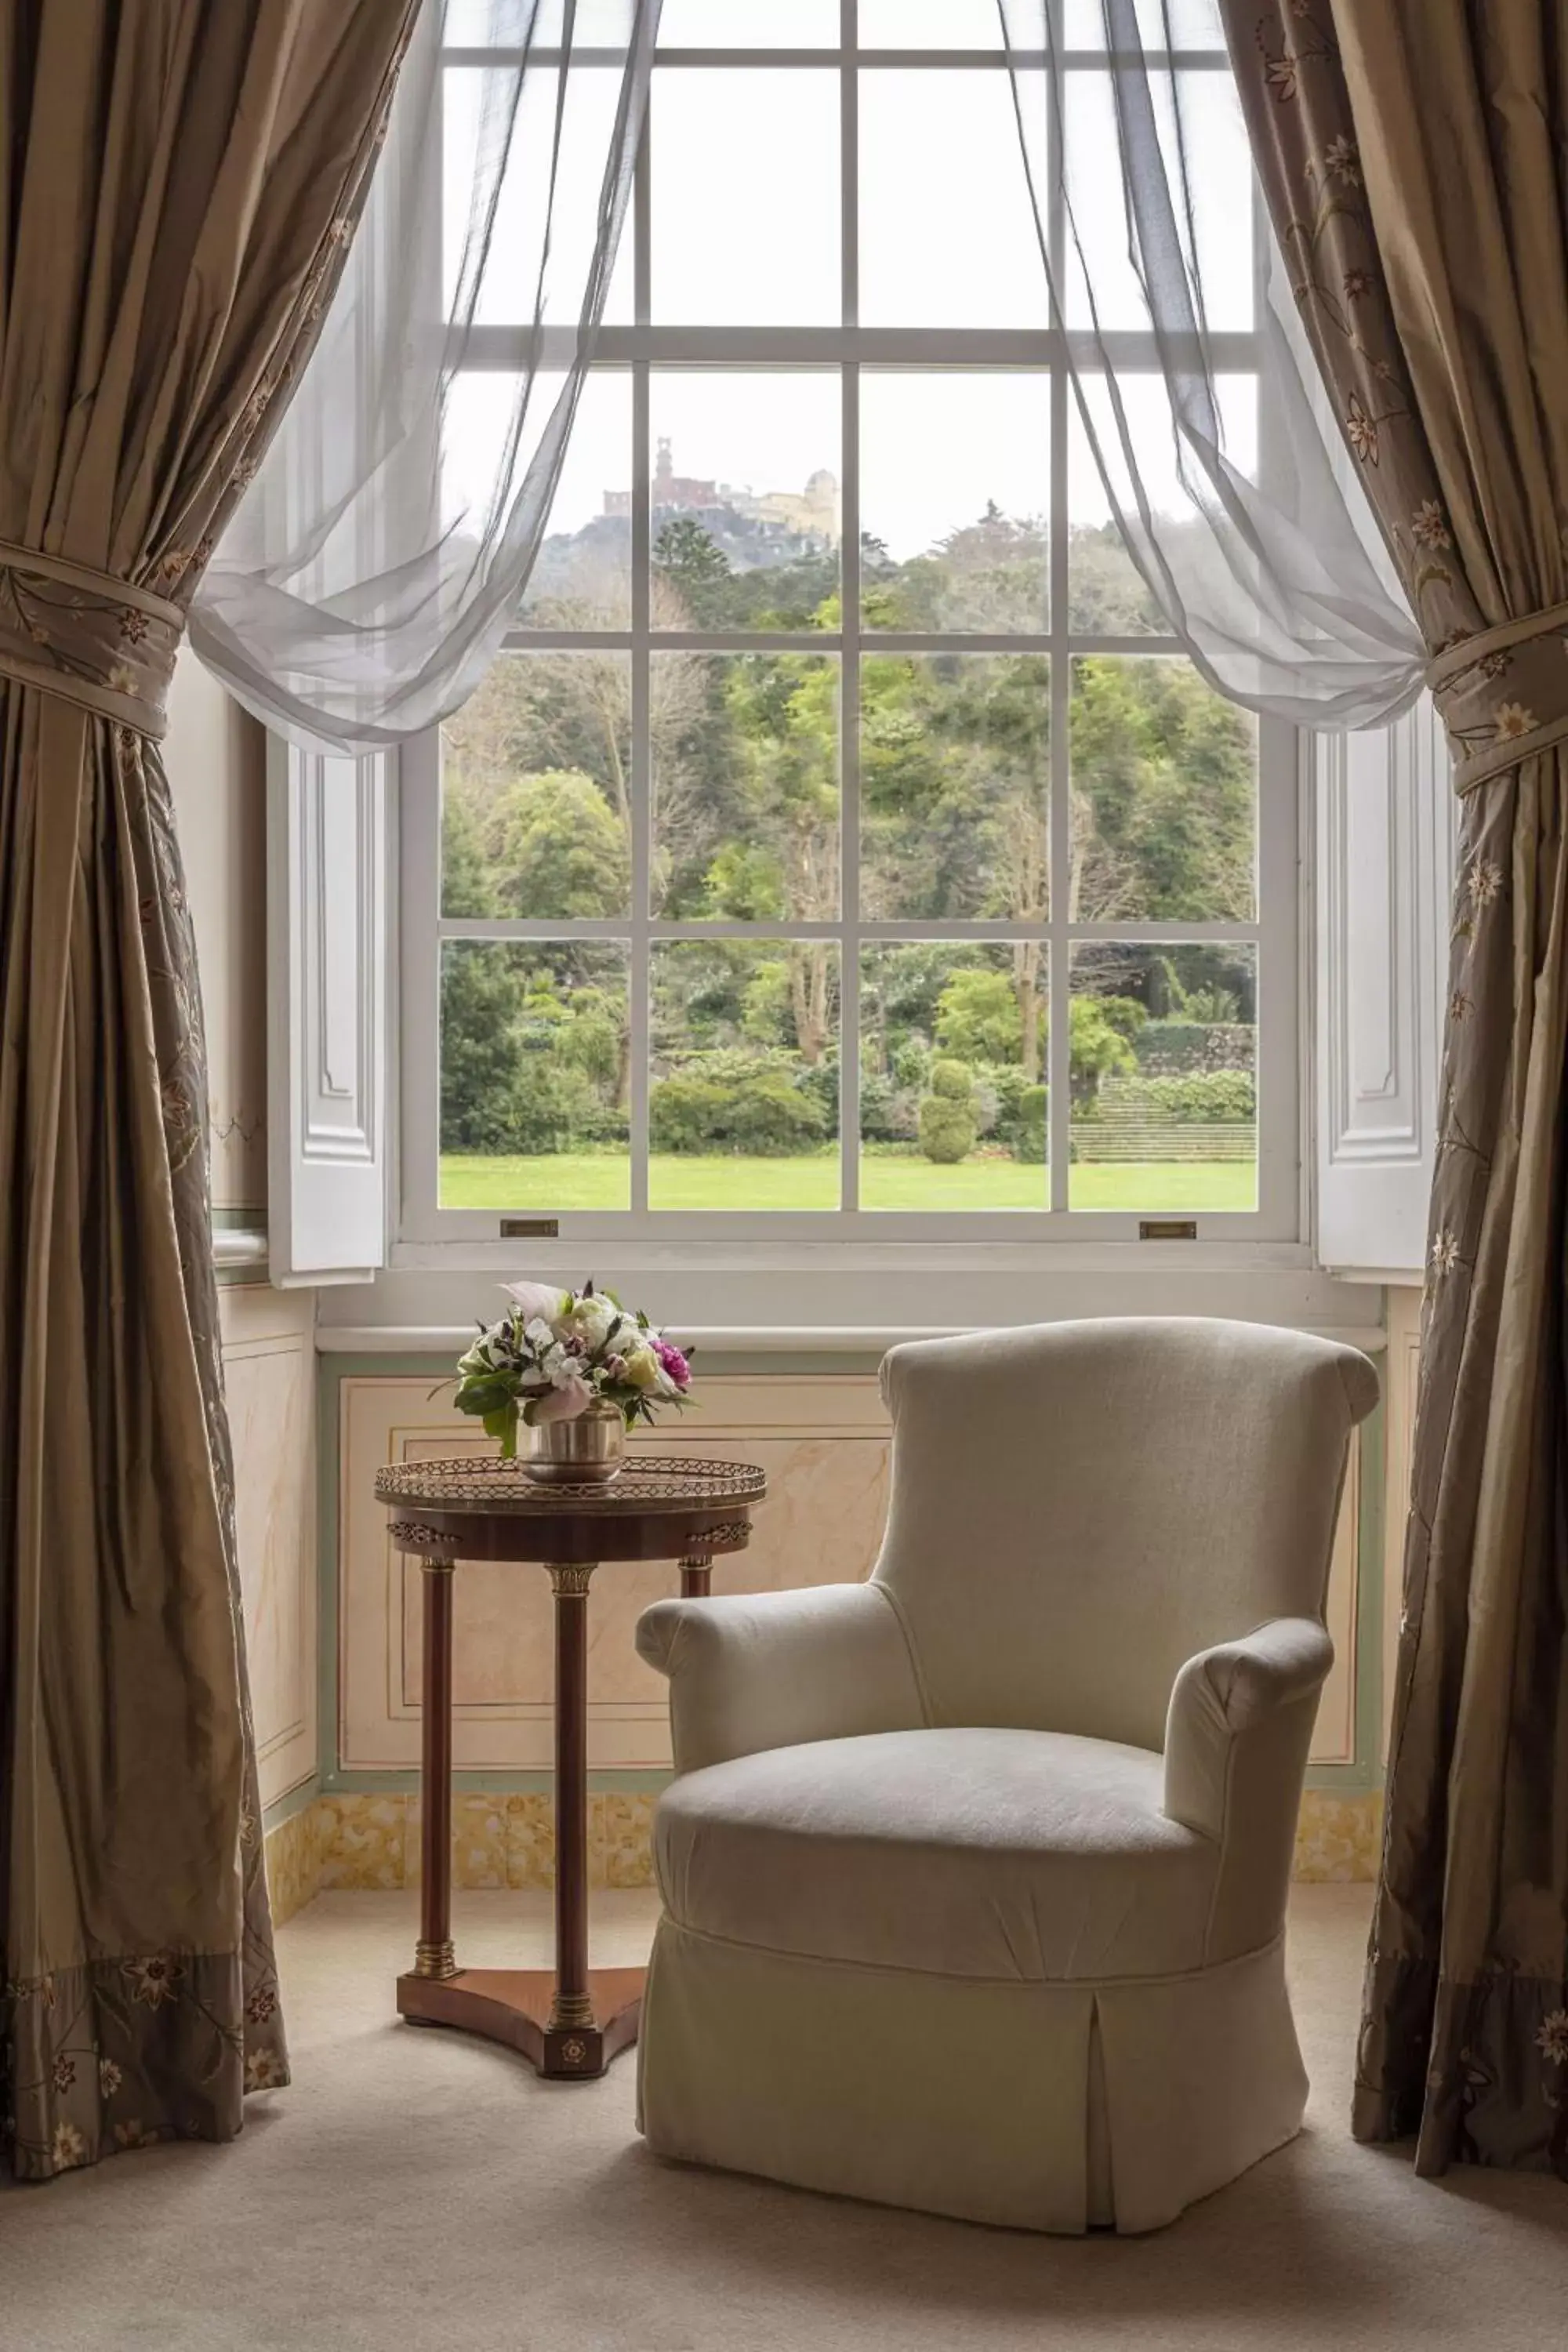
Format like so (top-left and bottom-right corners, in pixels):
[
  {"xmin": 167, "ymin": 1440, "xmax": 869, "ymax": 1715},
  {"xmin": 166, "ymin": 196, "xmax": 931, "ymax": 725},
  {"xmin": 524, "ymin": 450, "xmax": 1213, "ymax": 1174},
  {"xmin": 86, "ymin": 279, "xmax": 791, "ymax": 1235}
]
[
  {"xmin": 318, "ymin": 1352, "xmax": 1388, "ymax": 1798},
  {"xmin": 262, "ymin": 1777, "xmax": 321, "ymax": 1836}
]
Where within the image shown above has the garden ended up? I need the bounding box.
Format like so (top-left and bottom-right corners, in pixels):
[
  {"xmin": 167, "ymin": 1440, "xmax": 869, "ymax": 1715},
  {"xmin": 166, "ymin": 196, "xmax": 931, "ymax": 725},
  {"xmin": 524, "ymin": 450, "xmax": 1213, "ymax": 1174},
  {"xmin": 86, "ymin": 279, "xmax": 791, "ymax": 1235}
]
[{"xmin": 437, "ymin": 498, "xmax": 1258, "ymax": 1215}]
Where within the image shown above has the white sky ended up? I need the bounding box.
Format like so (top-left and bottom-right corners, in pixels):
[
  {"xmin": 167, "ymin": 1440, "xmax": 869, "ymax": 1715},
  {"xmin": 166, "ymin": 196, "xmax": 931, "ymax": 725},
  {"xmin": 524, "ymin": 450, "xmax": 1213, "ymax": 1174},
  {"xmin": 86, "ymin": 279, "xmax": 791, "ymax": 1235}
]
[{"xmin": 443, "ymin": 42, "xmax": 1254, "ymax": 555}]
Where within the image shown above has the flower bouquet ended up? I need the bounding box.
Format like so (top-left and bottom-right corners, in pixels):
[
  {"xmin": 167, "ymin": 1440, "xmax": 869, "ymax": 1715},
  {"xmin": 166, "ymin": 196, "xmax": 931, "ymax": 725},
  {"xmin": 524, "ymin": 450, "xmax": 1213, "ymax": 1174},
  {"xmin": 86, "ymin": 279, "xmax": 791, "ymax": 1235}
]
[{"xmin": 451, "ymin": 1279, "xmax": 692, "ymax": 1483}]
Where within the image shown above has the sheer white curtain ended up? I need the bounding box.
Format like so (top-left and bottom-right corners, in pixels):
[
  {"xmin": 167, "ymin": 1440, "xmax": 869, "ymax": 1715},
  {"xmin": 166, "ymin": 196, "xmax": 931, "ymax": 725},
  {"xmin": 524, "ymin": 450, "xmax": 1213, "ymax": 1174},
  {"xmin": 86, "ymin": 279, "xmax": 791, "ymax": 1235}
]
[
  {"xmin": 190, "ymin": 0, "xmax": 659, "ymax": 755},
  {"xmin": 1001, "ymin": 0, "xmax": 1422, "ymax": 728}
]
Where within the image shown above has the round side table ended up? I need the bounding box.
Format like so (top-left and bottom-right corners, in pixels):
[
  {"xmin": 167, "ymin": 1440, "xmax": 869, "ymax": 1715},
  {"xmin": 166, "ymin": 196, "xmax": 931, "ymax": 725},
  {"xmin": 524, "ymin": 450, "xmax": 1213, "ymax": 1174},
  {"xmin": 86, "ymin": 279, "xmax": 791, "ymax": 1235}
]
[{"xmin": 373, "ymin": 1454, "xmax": 767, "ymax": 2080}]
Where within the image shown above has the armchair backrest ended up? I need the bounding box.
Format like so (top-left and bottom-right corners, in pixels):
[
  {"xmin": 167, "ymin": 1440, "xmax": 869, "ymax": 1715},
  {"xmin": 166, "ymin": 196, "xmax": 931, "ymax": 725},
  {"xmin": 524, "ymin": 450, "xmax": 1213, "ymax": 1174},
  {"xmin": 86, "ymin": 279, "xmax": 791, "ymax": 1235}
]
[{"xmin": 873, "ymin": 1318, "xmax": 1378, "ymax": 1754}]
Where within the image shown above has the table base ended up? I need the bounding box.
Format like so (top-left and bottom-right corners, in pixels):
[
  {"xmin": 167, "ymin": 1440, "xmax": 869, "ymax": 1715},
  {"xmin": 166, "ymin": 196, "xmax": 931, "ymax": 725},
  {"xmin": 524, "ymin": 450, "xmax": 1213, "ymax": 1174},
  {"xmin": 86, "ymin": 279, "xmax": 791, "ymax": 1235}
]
[{"xmin": 398, "ymin": 1965, "xmax": 644, "ymax": 2079}]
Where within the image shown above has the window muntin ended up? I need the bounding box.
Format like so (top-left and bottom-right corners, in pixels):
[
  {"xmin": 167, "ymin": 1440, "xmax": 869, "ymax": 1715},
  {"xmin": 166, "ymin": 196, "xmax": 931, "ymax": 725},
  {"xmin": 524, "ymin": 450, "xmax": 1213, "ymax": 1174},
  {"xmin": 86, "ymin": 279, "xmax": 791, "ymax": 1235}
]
[{"xmin": 405, "ymin": 10, "xmax": 1294, "ymax": 1242}]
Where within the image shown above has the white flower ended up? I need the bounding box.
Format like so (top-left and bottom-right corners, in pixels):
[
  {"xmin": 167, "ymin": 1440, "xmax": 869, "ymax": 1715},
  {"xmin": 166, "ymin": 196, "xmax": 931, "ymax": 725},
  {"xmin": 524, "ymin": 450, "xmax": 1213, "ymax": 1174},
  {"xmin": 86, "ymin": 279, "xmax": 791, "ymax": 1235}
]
[
  {"xmin": 504, "ymin": 1280, "xmax": 567, "ymax": 1326},
  {"xmin": 1494, "ymin": 701, "xmax": 1536, "ymax": 742},
  {"xmin": 560, "ymin": 1290, "xmax": 619, "ymax": 1350},
  {"xmin": 51, "ymin": 2122, "xmax": 87, "ymax": 2170},
  {"xmin": 1430, "ymin": 1229, "xmax": 1460, "ymax": 1277}
]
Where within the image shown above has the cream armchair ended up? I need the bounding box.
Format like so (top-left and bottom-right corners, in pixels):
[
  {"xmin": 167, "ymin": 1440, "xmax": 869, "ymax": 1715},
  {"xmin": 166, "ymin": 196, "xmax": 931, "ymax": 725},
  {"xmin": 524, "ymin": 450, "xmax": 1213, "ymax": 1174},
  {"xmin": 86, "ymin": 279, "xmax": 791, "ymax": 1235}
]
[{"xmin": 634, "ymin": 1318, "xmax": 1377, "ymax": 2234}]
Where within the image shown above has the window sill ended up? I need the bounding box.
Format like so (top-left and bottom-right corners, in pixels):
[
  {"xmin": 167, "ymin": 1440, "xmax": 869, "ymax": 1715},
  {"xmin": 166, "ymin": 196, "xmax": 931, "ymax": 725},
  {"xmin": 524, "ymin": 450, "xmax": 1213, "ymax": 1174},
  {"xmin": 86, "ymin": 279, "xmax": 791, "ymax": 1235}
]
[
  {"xmin": 388, "ymin": 1236, "xmax": 1320, "ymax": 1278},
  {"xmin": 318, "ymin": 1236, "xmax": 1388, "ymax": 1363},
  {"xmin": 318, "ymin": 1314, "xmax": 1387, "ymax": 1356}
]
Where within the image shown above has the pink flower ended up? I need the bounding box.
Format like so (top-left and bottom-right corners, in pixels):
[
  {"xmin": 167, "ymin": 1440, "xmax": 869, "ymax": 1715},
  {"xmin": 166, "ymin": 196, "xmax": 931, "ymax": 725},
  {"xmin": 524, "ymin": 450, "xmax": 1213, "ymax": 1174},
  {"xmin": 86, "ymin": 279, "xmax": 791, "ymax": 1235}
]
[
  {"xmin": 532, "ymin": 1377, "xmax": 592, "ymax": 1425},
  {"xmin": 653, "ymin": 1338, "xmax": 691, "ymax": 1391}
]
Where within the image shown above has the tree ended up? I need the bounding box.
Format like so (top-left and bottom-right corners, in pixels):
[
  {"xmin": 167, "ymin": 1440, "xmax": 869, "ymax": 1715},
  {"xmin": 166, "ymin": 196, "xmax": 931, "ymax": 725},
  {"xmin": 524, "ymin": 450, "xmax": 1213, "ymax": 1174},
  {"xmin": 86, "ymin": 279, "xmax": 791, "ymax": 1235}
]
[
  {"xmin": 935, "ymin": 970, "xmax": 1022, "ymax": 1066},
  {"xmin": 440, "ymin": 948, "xmax": 528, "ymax": 1152},
  {"xmin": 653, "ymin": 514, "xmax": 734, "ymax": 626},
  {"xmin": 492, "ymin": 770, "xmax": 632, "ymax": 920},
  {"xmin": 1069, "ymin": 996, "xmax": 1138, "ymax": 1109}
]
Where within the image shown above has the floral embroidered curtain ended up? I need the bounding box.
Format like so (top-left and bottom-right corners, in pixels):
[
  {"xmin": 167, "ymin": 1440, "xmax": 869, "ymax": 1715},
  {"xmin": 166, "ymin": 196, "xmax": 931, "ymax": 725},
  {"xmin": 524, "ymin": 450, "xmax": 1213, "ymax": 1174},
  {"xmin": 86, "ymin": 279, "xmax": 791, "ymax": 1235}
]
[
  {"xmin": 1222, "ymin": 0, "xmax": 1568, "ymax": 2177},
  {"xmin": 0, "ymin": 0, "xmax": 419, "ymax": 2180}
]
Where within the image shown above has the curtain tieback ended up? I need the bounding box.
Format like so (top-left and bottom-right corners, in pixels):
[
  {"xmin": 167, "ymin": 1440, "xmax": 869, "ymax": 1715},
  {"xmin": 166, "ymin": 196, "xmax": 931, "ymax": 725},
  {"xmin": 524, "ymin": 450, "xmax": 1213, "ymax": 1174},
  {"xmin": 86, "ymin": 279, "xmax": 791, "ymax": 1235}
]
[
  {"xmin": 0, "ymin": 541, "xmax": 185, "ymax": 739},
  {"xmin": 1426, "ymin": 598, "xmax": 1568, "ymax": 795}
]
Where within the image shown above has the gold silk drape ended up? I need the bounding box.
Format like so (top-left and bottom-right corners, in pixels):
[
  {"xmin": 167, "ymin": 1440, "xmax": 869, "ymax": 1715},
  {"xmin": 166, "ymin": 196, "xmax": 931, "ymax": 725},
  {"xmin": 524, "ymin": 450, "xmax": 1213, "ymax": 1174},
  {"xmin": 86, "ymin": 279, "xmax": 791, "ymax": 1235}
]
[
  {"xmin": 1224, "ymin": 0, "xmax": 1568, "ymax": 2176},
  {"xmin": 0, "ymin": 0, "xmax": 417, "ymax": 2180}
]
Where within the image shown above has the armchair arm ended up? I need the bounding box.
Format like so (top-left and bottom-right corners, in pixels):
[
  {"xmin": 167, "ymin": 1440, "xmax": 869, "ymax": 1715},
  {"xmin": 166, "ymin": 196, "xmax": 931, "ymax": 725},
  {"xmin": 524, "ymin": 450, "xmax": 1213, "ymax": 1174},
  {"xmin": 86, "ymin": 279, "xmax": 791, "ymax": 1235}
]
[
  {"xmin": 636, "ymin": 1581, "xmax": 926, "ymax": 1776},
  {"xmin": 1163, "ymin": 1616, "xmax": 1333, "ymax": 1962}
]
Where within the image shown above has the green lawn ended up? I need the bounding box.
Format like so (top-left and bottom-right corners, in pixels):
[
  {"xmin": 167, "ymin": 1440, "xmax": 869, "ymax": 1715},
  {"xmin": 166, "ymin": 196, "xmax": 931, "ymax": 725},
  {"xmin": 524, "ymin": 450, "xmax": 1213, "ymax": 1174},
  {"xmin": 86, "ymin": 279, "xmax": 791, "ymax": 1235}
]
[{"xmin": 441, "ymin": 1152, "xmax": 1258, "ymax": 1214}]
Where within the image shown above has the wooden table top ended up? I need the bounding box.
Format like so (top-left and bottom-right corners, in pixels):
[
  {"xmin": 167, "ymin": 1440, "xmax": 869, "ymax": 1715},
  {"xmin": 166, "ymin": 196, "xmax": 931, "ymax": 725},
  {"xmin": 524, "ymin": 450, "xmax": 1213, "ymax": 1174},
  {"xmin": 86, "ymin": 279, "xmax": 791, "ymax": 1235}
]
[
  {"xmin": 374, "ymin": 1454, "xmax": 768, "ymax": 1563},
  {"xmin": 374, "ymin": 1454, "xmax": 766, "ymax": 1516}
]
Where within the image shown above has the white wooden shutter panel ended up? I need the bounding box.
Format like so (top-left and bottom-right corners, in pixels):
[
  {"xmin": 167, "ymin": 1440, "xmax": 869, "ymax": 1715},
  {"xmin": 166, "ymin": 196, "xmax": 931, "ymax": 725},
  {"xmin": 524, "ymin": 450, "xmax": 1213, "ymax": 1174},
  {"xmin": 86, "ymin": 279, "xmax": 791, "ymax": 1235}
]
[
  {"xmin": 267, "ymin": 736, "xmax": 389, "ymax": 1284},
  {"xmin": 1313, "ymin": 693, "xmax": 1457, "ymax": 1278}
]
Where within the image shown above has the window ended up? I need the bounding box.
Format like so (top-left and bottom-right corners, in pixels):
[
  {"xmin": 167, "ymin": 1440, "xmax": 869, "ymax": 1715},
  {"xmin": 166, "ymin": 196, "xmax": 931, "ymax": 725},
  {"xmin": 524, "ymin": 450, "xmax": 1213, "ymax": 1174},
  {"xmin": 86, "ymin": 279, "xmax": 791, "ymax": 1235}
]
[{"xmin": 400, "ymin": 5, "xmax": 1298, "ymax": 1245}]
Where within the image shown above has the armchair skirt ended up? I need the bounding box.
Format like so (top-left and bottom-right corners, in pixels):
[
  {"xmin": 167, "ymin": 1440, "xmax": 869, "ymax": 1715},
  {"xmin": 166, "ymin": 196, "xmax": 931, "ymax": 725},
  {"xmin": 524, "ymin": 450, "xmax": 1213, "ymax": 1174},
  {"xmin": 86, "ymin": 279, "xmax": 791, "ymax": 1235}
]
[{"xmin": 637, "ymin": 1728, "xmax": 1309, "ymax": 2234}]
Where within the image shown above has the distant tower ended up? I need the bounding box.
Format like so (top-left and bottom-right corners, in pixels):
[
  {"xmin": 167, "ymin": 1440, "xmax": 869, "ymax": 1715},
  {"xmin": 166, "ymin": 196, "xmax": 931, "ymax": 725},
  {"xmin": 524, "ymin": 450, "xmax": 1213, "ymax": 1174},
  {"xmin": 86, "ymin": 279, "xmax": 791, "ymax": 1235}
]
[{"xmin": 655, "ymin": 437, "xmax": 674, "ymax": 499}]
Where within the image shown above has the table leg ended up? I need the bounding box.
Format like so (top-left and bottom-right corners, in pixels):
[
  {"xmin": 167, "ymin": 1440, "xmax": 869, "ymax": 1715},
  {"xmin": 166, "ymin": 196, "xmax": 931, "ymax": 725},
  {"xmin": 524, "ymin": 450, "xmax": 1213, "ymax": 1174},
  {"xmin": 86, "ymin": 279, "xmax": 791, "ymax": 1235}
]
[
  {"xmin": 413, "ymin": 1555, "xmax": 457, "ymax": 1983},
  {"xmin": 679, "ymin": 1554, "xmax": 712, "ymax": 1597},
  {"xmin": 549, "ymin": 1563, "xmax": 594, "ymax": 2033},
  {"xmin": 397, "ymin": 1552, "xmax": 641, "ymax": 2079}
]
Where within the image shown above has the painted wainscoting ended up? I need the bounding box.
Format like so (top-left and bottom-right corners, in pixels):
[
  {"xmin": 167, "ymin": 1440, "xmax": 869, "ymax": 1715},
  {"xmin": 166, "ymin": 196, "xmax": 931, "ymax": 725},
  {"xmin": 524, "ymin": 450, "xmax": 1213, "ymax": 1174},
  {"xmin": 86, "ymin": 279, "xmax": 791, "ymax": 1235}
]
[
  {"xmin": 223, "ymin": 1283, "xmax": 318, "ymax": 1827},
  {"xmin": 261, "ymin": 1362, "xmax": 1386, "ymax": 1919}
]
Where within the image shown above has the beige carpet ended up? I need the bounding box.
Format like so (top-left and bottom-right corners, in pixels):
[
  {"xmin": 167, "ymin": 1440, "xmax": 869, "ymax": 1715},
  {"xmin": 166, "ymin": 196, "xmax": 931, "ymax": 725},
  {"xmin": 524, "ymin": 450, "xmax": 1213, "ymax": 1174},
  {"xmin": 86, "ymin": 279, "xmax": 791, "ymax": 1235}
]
[{"xmin": 2, "ymin": 1885, "xmax": 1565, "ymax": 2350}]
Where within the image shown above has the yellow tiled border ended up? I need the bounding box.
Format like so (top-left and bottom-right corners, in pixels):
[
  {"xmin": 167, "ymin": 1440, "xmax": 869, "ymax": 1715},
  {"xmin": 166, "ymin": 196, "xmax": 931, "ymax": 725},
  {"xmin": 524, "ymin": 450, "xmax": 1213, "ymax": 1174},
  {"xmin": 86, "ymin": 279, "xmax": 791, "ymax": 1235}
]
[{"xmin": 266, "ymin": 1788, "xmax": 1381, "ymax": 1924}]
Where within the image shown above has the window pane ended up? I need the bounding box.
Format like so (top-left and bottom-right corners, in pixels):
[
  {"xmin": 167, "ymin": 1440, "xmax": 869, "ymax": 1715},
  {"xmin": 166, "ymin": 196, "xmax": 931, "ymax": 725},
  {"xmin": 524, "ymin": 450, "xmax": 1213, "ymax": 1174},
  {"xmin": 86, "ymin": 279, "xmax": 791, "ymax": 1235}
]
[
  {"xmin": 1069, "ymin": 655, "xmax": 1255, "ymax": 922},
  {"xmin": 649, "ymin": 372, "xmax": 840, "ymax": 627},
  {"xmin": 651, "ymin": 941, "xmax": 840, "ymax": 1208},
  {"xmin": 440, "ymin": 941, "xmax": 630, "ymax": 1210},
  {"xmin": 517, "ymin": 372, "xmax": 633, "ymax": 626},
  {"xmin": 859, "ymin": 71, "xmax": 1048, "ymax": 328},
  {"xmin": 861, "ymin": 943, "xmax": 1047, "ymax": 1210},
  {"xmin": 1066, "ymin": 376, "xmax": 1258, "ymax": 635},
  {"xmin": 859, "ymin": 0, "xmax": 1004, "ymax": 42},
  {"xmin": 659, "ymin": 0, "xmax": 840, "ymax": 38},
  {"xmin": 1068, "ymin": 942, "xmax": 1256, "ymax": 1211},
  {"xmin": 652, "ymin": 653, "xmax": 840, "ymax": 920},
  {"xmin": 652, "ymin": 70, "xmax": 840, "ymax": 324},
  {"xmin": 861, "ymin": 374, "xmax": 1049, "ymax": 634},
  {"xmin": 441, "ymin": 653, "xmax": 631, "ymax": 920},
  {"xmin": 445, "ymin": 66, "xmax": 632, "ymax": 325},
  {"xmin": 1064, "ymin": 70, "xmax": 1253, "ymax": 329},
  {"xmin": 860, "ymin": 654, "xmax": 1048, "ymax": 921}
]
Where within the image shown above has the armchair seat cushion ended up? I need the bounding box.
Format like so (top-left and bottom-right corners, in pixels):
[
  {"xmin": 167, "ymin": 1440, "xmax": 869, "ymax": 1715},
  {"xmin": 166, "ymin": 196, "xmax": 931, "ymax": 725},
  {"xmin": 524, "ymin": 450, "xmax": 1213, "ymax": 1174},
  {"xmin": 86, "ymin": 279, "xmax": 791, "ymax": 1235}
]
[{"xmin": 655, "ymin": 1725, "xmax": 1221, "ymax": 1984}]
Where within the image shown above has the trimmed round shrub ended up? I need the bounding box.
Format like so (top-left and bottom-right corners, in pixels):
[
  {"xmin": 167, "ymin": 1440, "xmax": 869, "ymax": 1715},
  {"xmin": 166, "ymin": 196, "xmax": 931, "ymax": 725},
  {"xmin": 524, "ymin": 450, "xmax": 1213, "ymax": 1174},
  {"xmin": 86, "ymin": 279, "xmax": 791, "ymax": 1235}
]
[
  {"xmin": 928, "ymin": 1058, "xmax": 975, "ymax": 1103},
  {"xmin": 918, "ymin": 1094, "xmax": 977, "ymax": 1164}
]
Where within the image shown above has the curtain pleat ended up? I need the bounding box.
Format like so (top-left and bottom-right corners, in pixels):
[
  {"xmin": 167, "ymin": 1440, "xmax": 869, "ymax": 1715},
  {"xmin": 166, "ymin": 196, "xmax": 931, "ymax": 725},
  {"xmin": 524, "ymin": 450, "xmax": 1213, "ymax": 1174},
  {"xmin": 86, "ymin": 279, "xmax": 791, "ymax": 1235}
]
[
  {"xmin": 1222, "ymin": 0, "xmax": 1568, "ymax": 2176},
  {"xmin": 0, "ymin": 0, "xmax": 418, "ymax": 2182}
]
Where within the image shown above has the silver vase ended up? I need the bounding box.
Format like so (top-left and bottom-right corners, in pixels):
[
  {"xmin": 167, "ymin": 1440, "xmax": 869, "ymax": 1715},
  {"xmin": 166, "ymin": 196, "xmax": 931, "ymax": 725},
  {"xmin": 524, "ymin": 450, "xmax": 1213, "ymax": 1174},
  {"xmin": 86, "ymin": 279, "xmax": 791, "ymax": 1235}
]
[{"xmin": 522, "ymin": 1399, "xmax": 626, "ymax": 1485}]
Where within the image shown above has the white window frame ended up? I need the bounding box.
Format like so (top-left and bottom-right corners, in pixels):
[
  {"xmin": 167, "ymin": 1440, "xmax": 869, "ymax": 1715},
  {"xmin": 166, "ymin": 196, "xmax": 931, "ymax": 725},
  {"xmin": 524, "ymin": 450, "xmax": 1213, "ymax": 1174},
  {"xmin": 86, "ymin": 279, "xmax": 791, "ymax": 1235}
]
[{"xmin": 397, "ymin": 12, "xmax": 1302, "ymax": 1256}]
